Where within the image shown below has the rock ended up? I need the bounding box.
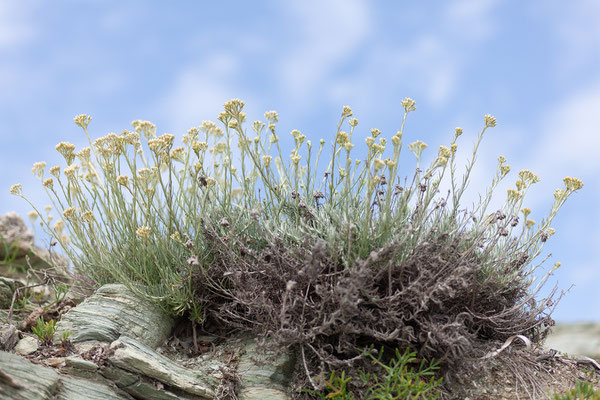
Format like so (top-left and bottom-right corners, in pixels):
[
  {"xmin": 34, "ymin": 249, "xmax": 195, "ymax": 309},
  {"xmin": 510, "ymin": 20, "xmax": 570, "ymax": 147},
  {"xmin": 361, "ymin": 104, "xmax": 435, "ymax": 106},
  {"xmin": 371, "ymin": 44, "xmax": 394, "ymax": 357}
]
[
  {"xmin": 54, "ymin": 284, "xmax": 174, "ymax": 348},
  {"xmin": 108, "ymin": 335, "xmax": 220, "ymax": 399},
  {"xmin": 0, "ymin": 212, "xmax": 70, "ymax": 274},
  {"xmin": 0, "ymin": 212, "xmax": 34, "ymax": 259},
  {"xmin": 236, "ymin": 335, "xmax": 294, "ymax": 399},
  {"xmin": 14, "ymin": 335, "xmax": 38, "ymax": 355},
  {"xmin": 0, "ymin": 351, "xmax": 133, "ymax": 399},
  {"xmin": 0, "ymin": 323, "xmax": 19, "ymax": 351},
  {"xmin": 545, "ymin": 322, "xmax": 600, "ymax": 358},
  {"xmin": 0, "ymin": 276, "xmax": 24, "ymax": 308}
]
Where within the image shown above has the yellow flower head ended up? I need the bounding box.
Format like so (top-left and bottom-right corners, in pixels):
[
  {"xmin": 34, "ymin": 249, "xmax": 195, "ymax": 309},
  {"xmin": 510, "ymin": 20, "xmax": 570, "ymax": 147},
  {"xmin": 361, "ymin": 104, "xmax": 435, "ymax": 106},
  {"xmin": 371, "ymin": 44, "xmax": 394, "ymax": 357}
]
[
  {"xmin": 43, "ymin": 178, "xmax": 54, "ymax": 189},
  {"xmin": 63, "ymin": 207, "xmax": 76, "ymax": 221},
  {"xmin": 136, "ymin": 226, "xmax": 151, "ymax": 238},
  {"xmin": 27, "ymin": 211, "xmax": 38, "ymax": 221},
  {"xmin": 50, "ymin": 166, "xmax": 60, "ymax": 177},
  {"xmin": 438, "ymin": 146, "xmax": 451, "ymax": 158},
  {"xmin": 371, "ymin": 128, "xmax": 381, "ymax": 138},
  {"xmin": 349, "ymin": 118, "xmax": 358, "ymax": 127},
  {"xmin": 73, "ymin": 114, "xmax": 92, "ymax": 130},
  {"xmin": 365, "ymin": 137, "xmax": 375, "ymax": 147},
  {"xmin": 408, "ymin": 140, "xmax": 428, "ymax": 158},
  {"xmin": 31, "ymin": 162, "xmax": 47, "ymax": 179},
  {"xmin": 455, "ymin": 127, "xmax": 463, "ymax": 138},
  {"xmin": 264, "ymin": 110, "xmax": 279, "ymax": 124},
  {"xmin": 484, "ymin": 114, "xmax": 497, "ymax": 128},
  {"xmin": 117, "ymin": 175, "xmax": 129, "ymax": 186},
  {"xmin": 507, "ymin": 188, "xmax": 520, "ymax": 201},
  {"xmin": 342, "ymin": 105, "xmax": 353, "ymax": 117},
  {"xmin": 518, "ymin": 169, "xmax": 540, "ymax": 184},
  {"xmin": 56, "ymin": 142, "xmax": 77, "ymax": 165},
  {"xmin": 500, "ymin": 164, "xmax": 510, "ymax": 177},
  {"xmin": 336, "ymin": 131, "xmax": 349, "ymax": 145},
  {"xmin": 262, "ymin": 155, "xmax": 272, "ymax": 167},
  {"xmin": 170, "ymin": 146, "xmax": 185, "ymax": 162},
  {"xmin": 81, "ymin": 210, "xmax": 95, "ymax": 223},
  {"xmin": 563, "ymin": 176, "xmax": 584, "ymax": 191},
  {"xmin": 525, "ymin": 219, "xmax": 535, "ymax": 228},
  {"xmin": 64, "ymin": 164, "xmax": 80, "ymax": 180},
  {"xmin": 10, "ymin": 184, "xmax": 22, "ymax": 196},
  {"xmin": 401, "ymin": 97, "xmax": 416, "ymax": 112},
  {"xmin": 451, "ymin": 143, "xmax": 457, "ymax": 153}
]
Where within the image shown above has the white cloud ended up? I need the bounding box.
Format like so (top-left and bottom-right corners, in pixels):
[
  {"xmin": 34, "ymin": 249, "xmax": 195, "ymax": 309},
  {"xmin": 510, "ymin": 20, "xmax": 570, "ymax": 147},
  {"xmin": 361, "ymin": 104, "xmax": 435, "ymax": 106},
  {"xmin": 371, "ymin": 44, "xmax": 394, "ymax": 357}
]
[
  {"xmin": 277, "ymin": 0, "xmax": 371, "ymax": 107},
  {"xmin": 158, "ymin": 54, "xmax": 245, "ymax": 133}
]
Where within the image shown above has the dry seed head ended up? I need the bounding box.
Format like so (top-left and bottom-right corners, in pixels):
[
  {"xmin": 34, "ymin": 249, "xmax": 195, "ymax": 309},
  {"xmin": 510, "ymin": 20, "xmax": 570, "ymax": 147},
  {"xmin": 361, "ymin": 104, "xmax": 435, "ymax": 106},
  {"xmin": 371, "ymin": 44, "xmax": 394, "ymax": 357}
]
[
  {"xmin": 525, "ymin": 219, "xmax": 535, "ymax": 228},
  {"xmin": 500, "ymin": 165, "xmax": 510, "ymax": 177},
  {"xmin": 44, "ymin": 205, "xmax": 52, "ymax": 213},
  {"xmin": 385, "ymin": 159, "xmax": 396, "ymax": 168},
  {"xmin": 548, "ymin": 227, "xmax": 556, "ymax": 236},
  {"xmin": 43, "ymin": 178, "xmax": 54, "ymax": 189},
  {"xmin": 370, "ymin": 128, "xmax": 381, "ymax": 138},
  {"xmin": 349, "ymin": 118, "xmax": 358, "ymax": 127},
  {"xmin": 84, "ymin": 171, "xmax": 97, "ymax": 183},
  {"xmin": 269, "ymin": 134, "xmax": 279, "ymax": 143},
  {"xmin": 10, "ymin": 184, "xmax": 22, "ymax": 196},
  {"xmin": 136, "ymin": 226, "xmax": 151, "ymax": 238},
  {"xmin": 228, "ymin": 120, "xmax": 238, "ymax": 129},
  {"xmin": 342, "ymin": 105, "xmax": 353, "ymax": 117},
  {"xmin": 484, "ymin": 114, "xmax": 497, "ymax": 127},
  {"xmin": 291, "ymin": 154, "xmax": 301, "ymax": 165},
  {"xmin": 554, "ymin": 262, "xmax": 562, "ymax": 268},
  {"xmin": 392, "ymin": 135, "xmax": 401, "ymax": 146},
  {"xmin": 498, "ymin": 155, "xmax": 506, "ymax": 163},
  {"xmin": 374, "ymin": 158, "xmax": 385, "ymax": 171},
  {"xmin": 401, "ymin": 97, "xmax": 416, "ymax": 112},
  {"xmin": 27, "ymin": 211, "xmax": 38, "ymax": 221},
  {"xmin": 563, "ymin": 176, "xmax": 584, "ymax": 191},
  {"xmin": 455, "ymin": 127, "xmax": 463, "ymax": 138},
  {"xmin": 365, "ymin": 137, "xmax": 375, "ymax": 147},
  {"xmin": 451, "ymin": 143, "xmax": 457, "ymax": 153},
  {"xmin": 73, "ymin": 114, "xmax": 92, "ymax": 130},
  {"xmin": 344, "ymin": 143, "xmax": 354, "ymax": 151}
]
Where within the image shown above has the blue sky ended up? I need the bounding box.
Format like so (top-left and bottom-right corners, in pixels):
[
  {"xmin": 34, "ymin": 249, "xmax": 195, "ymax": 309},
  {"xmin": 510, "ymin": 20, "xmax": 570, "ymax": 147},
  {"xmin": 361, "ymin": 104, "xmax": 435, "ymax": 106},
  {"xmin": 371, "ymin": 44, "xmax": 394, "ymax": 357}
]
[{"xmin": 1, "ymin": 1, "xmax": 599, "ymax": 322}]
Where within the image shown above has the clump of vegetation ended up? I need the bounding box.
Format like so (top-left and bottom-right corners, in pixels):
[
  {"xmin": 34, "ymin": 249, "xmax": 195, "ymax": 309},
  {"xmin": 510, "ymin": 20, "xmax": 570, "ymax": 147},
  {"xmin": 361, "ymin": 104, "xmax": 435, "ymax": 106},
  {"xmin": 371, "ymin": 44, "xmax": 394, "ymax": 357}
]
[
  {"xmin": 12, "ymin": 99, "xmax": 584, "ymax": 398},
  {"xmin": 552, "ymin": 381, "xmax": 600, "ymax": 400},
  {"xmin": 31, "ymin": 317, "xmax": 56, "ymax": 346}
]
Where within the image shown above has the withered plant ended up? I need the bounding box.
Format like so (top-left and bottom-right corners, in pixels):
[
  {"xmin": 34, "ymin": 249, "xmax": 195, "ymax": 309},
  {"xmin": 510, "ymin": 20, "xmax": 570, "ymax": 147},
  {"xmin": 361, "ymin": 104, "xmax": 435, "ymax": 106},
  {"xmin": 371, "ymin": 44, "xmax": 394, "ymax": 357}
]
[{"xmin": 12, "ymin": 99, "xmax": 584, "ymax": 398}]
